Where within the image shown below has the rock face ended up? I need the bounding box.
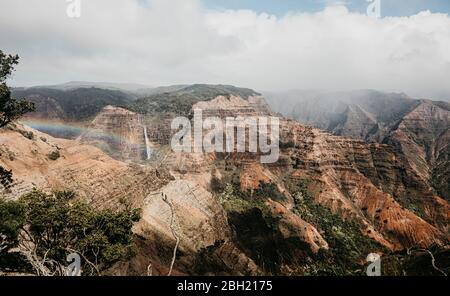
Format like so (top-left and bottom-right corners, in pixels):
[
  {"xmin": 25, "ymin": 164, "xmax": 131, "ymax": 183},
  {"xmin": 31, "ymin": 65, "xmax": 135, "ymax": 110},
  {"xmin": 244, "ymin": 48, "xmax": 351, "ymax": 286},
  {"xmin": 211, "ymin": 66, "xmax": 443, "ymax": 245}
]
[
  {"xmin": 266, "ymin": 90, "xmax": 450, "ymax": 202},
  {"xmin": 0, "ymin": 124, "xmax": 170, "ymax": 210},
  {"xmin": 264, "ymin": 90, "xmax": 418, "ymax": 142},
  {"xmin": 78, "ymin": 106, "xmax": 147, "ymax": 162},
  {"xmin": 130, "ymin": 179, "xmax": 262, "ymax": 276},
  {"xmin": 277, "ymin": 120, "xmax": 447, "ymax": 249},
  {"xmin": 195, "ymin": 97, "xmax": 449, "ymax": 249},
  {"xmin": 193, "ymin": 95, "xmax": 273, "ymax": 117},
  {"xmin": 155, "ymin": 93, "xmax": 448, "ymax": 252},
  {"xmin": 2, "ymin": 86, "xmax": 449, "ymax": 275},
  {"xmin": 266, "ymin": 199, "xmax": 329, "ymax": 253},
  {"xmin": 136, "ymin": 179, "xmax": 230, "ymax": 253},
  {"xmin": 385, "ymin": 100, "xmax": 450, "ymax": 201}
]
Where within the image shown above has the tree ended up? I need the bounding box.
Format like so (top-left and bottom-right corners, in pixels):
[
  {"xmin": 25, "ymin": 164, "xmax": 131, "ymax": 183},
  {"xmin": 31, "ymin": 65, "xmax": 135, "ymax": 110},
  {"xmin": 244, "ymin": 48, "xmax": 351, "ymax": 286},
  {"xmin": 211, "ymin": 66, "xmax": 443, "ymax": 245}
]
[
  {"xmin": 0, "ymin": 199, "xmax": 25, "ymax": 254},
  {"xmin": 0, "ymin": 50, "xmax": 35, "ymax": 128},
  {"xmin": 0, "ymin": 190, "xmax": 141, "ymax": 276}
]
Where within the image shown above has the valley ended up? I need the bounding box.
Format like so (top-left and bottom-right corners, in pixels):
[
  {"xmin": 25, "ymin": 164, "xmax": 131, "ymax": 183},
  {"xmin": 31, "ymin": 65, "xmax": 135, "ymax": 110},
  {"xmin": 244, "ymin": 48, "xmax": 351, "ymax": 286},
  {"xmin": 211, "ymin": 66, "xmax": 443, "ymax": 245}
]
[{"xmin": 2, "ymin": 84, "xmax": 448, "ymax": 275}]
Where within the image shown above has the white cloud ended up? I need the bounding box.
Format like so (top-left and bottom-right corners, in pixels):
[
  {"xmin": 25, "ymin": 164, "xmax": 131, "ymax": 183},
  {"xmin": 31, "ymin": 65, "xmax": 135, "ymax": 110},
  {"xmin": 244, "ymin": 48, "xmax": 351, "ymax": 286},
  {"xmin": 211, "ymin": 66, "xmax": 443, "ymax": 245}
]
[{"xmin": 1, "ymin": 0, "xmax": 449, "ymax": 98}]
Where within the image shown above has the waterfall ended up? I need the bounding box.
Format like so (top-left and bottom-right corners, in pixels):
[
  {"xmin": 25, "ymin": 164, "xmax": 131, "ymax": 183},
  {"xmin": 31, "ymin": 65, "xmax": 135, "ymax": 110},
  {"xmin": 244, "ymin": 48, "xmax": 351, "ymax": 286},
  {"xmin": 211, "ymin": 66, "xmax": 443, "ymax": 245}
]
[
  {"xmin": 138, "ymin": 114, "xmax": 152, "ymax": 160},
  {"xmin": 143, "ymin": 125, "xmax": 151, "ymax": 160}
]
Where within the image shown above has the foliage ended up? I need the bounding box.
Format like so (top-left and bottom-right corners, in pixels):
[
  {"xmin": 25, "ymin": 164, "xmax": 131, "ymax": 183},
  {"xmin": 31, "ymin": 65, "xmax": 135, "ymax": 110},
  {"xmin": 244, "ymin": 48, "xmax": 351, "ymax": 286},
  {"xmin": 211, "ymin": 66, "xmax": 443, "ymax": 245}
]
[
  {"xmin": 129, "ymin": 84, "xmax": 259, "ymax": 116},
  {"xmin": 219, "ymin": 184, "xmax": 272, "ymax": 220},
  {"xmin": 210, "ymin": 175, "xmax": 225, "ymax": 193},
  {"xmin": 0, "ymin": 166, "xmax": 13, "ymax": 190},
  {"xmin": 0, "ymin": 50, "xmax": 35, "ymax": 128},
  {"xmin": 11, "ymin": 87, "xmax": 135, "ymax": 120},
  {"xmin": 19, "ymin": 130, "xmax": 34, "ymax": 140},
  {"xmin": 254, "ymin": 183, "xmax": 286, "ymax": 202},
  {"xmin": 47, "ymin": 150, "xmax": 61, "ymax": 161},
  {"xmin": 0, "ymin": 190, "xmax": 141, "ymax": 275},
  {"xmin": 218, "ymin": 183, "xmax": 299, "ymax": 273},
  {"xmin": 0, "ymin": 199, "xmax": 25, "ymax": 253},
  {"xmin": 381, "ymin": 245, "xmax": 449, "ymax": 276},
  {"xmin": 291, "ymin": 185, "xmax": 386, "ymax": 275}
]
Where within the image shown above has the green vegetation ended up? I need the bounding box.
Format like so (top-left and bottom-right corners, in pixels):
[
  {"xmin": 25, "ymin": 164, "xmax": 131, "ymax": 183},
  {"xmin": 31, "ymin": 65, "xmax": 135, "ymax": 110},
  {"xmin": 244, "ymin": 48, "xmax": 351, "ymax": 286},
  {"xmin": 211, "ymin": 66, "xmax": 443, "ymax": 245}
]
[
  {"xmin": 380, "ymin": 245, "xmax": 449, "ymax": 276},
  {"xmin": 129, "ymin": 84, "xmax": 259, "ymax": 116},
  {"xmin": 432, "ymin": 148, "xmax": 450, "ymax": 202},
  {"xmin": 0, "ymin": 166, "xmax": 13, "ymax": 190},
  {"xmin": 219, "ymin": 184, "xmax": 272, "ymax": 220},
  {"xmin": 210, "ymin": 175, "xmax": 225, "ymax": 193},
  {"xmin": 0, "ymin": 190, "xmax": 140, "ymax": 275},
  {"xmin": 218, "ymin": 184, "xmax": 283, "ymax": 273},
  {"xmin": 0, "ymin": 51, "xmax": 34, "ymax": 197},
  {"xmin": 12, "ymin": 87, "xmax": 135, "ymax": 120},
  {"xmin": 0, "ymin": 50, "xmax": 35, "ymax": 128},
  {"xmin": 19, "ymin": 130, "xmax": 34, "ymax": 140},
  {"xmin": 217, "ymin": 177, "xmax": 387, "ymax": 275},
  {"xmin": 47, "ymin": 150, "xmax": 61, "ymax": 161},
  {"xmin": 0, "ymin": 199, "xmax": 25, "ymax": 254},
  {"xmin": 291, "ymin": 185, "xmax": 385, "ymax": 275}
]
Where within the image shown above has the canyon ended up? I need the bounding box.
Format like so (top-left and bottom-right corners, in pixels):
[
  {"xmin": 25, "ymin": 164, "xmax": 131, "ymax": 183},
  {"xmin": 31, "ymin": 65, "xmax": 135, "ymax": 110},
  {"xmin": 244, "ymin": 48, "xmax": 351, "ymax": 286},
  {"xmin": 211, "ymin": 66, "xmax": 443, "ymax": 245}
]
[{"xmin": 1, "ymin": 84, "xmax": 449, "ymax": 275}]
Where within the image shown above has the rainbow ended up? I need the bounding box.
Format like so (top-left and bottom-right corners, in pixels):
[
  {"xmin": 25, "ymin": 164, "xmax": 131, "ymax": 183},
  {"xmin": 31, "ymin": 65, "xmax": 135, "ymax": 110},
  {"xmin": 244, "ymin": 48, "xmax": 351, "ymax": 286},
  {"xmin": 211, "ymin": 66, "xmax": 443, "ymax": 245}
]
[{"xmin": 20, "ymin": 119, "xmax": 146, "ymax": 148}]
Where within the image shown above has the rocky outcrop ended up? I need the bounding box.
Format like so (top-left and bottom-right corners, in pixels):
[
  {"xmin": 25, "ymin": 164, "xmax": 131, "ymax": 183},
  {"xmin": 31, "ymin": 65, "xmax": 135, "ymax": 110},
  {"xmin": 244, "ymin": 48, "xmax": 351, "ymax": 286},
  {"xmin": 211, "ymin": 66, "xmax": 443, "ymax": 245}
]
[
  {"xmin": 78, "ymin": 106, "xmax": 147, "ymax": 162},
  {"xmin": 193, "ymin": 95, "xmax": 273, "ymax": 118},
  {"xmin": 278, "ymin": 120, "xmax": 448, "ymax": 249},
  {"xmin": 266, "ymin": 199, "xmax": 329, "ymax": 253},
  {"xmin": 0, "ymin": 124, "xmax": 170, "ymax": 210},
  {"xmin": 267, "ymin": 91, "xmax": 450, "ymax": 201},
  {"xmin": 385, "ymin": 100, "xmax": 450, "ymax": 200},
  {"xmin": 135, "ymin": 179, "xmax": 230, "ymax": 253}
]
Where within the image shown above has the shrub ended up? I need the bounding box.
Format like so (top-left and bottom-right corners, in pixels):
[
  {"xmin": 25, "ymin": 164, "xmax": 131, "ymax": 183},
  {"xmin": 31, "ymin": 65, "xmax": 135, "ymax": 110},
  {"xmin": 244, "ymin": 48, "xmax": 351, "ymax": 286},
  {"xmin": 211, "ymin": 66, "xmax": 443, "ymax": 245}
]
[
  {"xmin": 292, "ymin": 186, "xmax": 386, "ymax": 275},
  {"xmin": 210, "ymin": 175, "xmax": 224, "ymax": 193},
  {"xmin": 48, "ymin": 150, "xmax": 60, "ymax": 161},
  {"xmin": 0, "ymin": 199, "xmax": 25, "ymax": 253},
  {"xmin": 19, "ymin": 130, "xmax": 34, "ymax": 140},
  {"xmin": 0, "ymin": 166, "xmax": 13, "ymax": 190},
  {"xmin": 0, "ymin": 190, "xmax": 141, "ymax": 275}
]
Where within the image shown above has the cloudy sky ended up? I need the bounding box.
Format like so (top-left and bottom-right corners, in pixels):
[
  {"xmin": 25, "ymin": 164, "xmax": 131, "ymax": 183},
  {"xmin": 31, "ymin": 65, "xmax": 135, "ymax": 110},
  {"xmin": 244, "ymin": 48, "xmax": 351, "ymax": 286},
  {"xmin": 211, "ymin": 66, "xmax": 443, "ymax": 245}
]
[{"xmin": 1, "ymin": 0, "xmax": 450, "ymax": 99}]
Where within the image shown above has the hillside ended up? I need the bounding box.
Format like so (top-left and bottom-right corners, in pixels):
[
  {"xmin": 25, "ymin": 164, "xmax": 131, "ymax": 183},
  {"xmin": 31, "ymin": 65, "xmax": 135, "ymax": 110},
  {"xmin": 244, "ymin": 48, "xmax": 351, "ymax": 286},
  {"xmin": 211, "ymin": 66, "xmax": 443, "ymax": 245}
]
[
  {"xmin": 128, "ymin": 84, "xmax": 260, "ymax": 116},
  {"xmin": 265, "ymin": 90, "xmax": 419, "ymax": 141},
  {"xmin": 265, "ymin": 90, "xmax": 450, "ymax": 201},
  {"xmin": 0, "ymin": 123, "xmax": 170, "ymax": 209},
  {"xmin": 12, "ymin": 87, "xmax": 136, "ymax": 121},
  {"xmin": 2, "ymin": 86, "xmax": 449, "ymax": 275},
  {"xmin": 74, "ymin": 91, "xmax": 449, "ymax": 275}
]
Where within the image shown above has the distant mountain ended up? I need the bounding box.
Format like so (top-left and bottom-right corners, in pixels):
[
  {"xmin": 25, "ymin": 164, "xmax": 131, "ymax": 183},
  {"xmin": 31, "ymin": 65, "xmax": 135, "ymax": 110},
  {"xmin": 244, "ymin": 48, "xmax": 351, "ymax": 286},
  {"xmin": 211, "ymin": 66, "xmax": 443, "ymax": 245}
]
[
  {"xmin": 128, "ymin": 84, "xmax": 260, "ymax": 116},
  {"xmin": 30, "ymin": 81, "xmax": 153, "ymax": 93},
  {"xmin": 12, "ymin": 87, "xmax": 136, "ymax": 121},
  {"xmin": 264, "ymin": 90, "xmax": 418, "ymax": 141},
  {"xmin": 265, "ymin": 90, "xmax": 450, "ymax": 200},
  {"xmin": 12, "ymin": 84, "xmax": 260, "ymax": 121},
  {"xmin": 10, "ymin": 83, "xmax": 261, "ymax": 142}
]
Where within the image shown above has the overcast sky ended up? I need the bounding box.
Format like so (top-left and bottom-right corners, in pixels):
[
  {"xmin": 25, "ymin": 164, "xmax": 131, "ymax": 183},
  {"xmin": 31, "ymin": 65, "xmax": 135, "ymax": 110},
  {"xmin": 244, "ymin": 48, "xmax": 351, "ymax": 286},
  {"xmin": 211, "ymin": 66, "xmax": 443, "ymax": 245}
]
[{"xmin": 1, "ymin": 0, "xmax": 450, "ymax": 99}]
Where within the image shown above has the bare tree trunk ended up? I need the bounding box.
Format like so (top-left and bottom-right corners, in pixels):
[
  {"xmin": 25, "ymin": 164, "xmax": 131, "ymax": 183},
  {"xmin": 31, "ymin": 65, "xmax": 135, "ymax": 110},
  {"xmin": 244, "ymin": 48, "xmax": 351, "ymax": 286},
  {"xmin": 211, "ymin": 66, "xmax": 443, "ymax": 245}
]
[{"xmin": 161, "ymin": 193, "xmax": 180, "ymax": 276}]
